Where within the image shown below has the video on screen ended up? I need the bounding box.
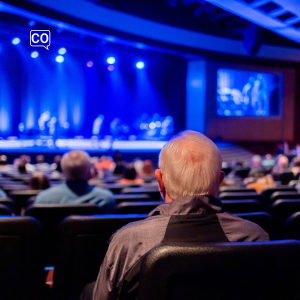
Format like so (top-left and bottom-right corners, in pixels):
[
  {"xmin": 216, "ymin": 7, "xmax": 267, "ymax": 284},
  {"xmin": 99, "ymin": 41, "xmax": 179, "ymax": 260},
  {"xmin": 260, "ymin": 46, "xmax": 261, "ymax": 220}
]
[{"xmin": 217, "ymin": 68, "xmax": 282, "ymax": 117}]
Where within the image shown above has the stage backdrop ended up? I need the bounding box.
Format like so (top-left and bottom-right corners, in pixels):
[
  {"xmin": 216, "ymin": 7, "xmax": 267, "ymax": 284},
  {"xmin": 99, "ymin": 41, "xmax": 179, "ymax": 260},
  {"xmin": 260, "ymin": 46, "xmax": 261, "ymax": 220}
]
[{"xmin": 0, "ymin": 41, "xmax": 186, "ymax": 138}]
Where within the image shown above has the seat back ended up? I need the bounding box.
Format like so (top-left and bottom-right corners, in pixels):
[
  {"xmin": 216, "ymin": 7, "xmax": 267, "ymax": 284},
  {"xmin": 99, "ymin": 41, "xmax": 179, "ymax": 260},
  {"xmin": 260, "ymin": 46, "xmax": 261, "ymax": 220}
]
[
  {"xmin": 9, "ymin": 190, "xmax": 42, "ymax": 215},
  {"xmin": 25, "ymin": 204, "xmax": 103, "ymax": 266},
  {"xmin": 54, "ymin": 214, "xmax": 147, "ymax": 300},
  {"xmin": 219, "ymin": 187, "xmax": 254, "ymax": 195},
  {"xmin": 137, "ymin": 241, "xmax": 300, "ymax": 300},
  {"xmin": 121, "ymin": 187, "xmax": 161, "ymax": 200},
  {"xmin": 0, "ymin": 197, "xmax": 15, "ymax": 212},
  {"xmin": 285, "ymin": 211, "xmax": 300, "ymax": 240},
  {"xmin": 261, "ymin": 186, "xmax": 296, "ymax": 200},
  {"xmin": 0, "ymin": 216, "xmax": 43, "ymax": 299},
  {"xmin": 270, "ymin": 191, "xmax": 300, "ymax": 205},
  {"xmin": 114, "ymin": 194, "xmax": 151, "ymax": 204},
  {"xmin": 0, "ymin": 204, "xmax": 12, "ymax": 215},
  {"xmin": 271, "ymin": 199, "xmax": 300, "ymax": 239},
  {"xmin": 222, "ymin": 199, "xmax": 261, "ymax": 213},
  {"xmin": 278, "ymin": 171, "xmax": 294, "ymax": 185},
  {"xmin": 234, "ymin": 167, "xmax": 250, "ymax": 178},
  {"xmin": 115, "ymin": 201, "xmax": 163, "ymax": 214}
]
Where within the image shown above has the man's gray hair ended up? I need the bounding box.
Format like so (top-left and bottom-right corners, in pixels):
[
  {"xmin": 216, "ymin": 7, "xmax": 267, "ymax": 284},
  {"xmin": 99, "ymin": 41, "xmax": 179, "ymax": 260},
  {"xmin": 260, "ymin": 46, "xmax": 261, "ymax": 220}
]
[
  {"xmin": 61, "ymin": 150, "xmax": 91, "ymax": 180},
  {"xmin": 159, "ymin": 130, "xmax": 222, "ymax": 199}
]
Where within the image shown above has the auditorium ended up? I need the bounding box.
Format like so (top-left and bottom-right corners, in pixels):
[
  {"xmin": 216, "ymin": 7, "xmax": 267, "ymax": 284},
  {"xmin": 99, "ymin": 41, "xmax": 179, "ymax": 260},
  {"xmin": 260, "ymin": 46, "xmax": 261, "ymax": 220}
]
[{"xmin": 1, "ymin": 0, "xmax": 300, "ymax": 299}]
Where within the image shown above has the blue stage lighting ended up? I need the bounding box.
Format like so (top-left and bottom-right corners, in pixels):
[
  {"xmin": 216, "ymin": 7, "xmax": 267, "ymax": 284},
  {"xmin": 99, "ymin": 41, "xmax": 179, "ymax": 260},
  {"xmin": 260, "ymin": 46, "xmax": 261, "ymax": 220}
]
[
  {"xmin": 136, "ymin": 61, "xmax": 144, "ymax": 69},
  {"xmin": 55, "ymin": 55, "xmax": 64, "ymax": 63},
  {"xmin": 12, "ymin": 37, "xmax": 20, "ymax": 45},
  {"xmin": 86, "ymin": 61, "xmax": 94, "ymax": 67},
  {"xmin": 106, "ymin": 57, "xmax": 115, "ymax": 64},
  {"xmin": 31, "ymin": 51, "xmax": 39, "ymax": 58},
  {"xmin": 58, "ymin": 47, "xmax": 66, "ymax": 55},
  {"xmin": 28, "ymin": 20, "xmax": 36, "ymax": 26}
]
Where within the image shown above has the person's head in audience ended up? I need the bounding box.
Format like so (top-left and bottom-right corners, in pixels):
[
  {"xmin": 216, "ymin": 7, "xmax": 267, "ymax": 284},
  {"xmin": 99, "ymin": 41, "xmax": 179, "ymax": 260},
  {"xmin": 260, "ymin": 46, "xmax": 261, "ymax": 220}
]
[
  {"xmin": 265, "ymin": 154, "xmax": 273, "ymax": 160},
  {"xmin": 0, "ymin": 155, "xmax": 7, "ymax": 166},
  {"xmin": 276, "ymin": 155, "xmax": 289, "ymax": 169},
  {"xmin": 29, "ymin": 171, "xmax": 50, "ymax": 190},
  {"xmin": 141, "ymin": 160, "xmax": 155, "ymax": 176},
  {"xmin": 36, "ymin": 155, "xmax": 45, "ymax": 164},
  {"xmin": 61, "ymin": 150, "xmax": 91, "ymax": 181},
  {"xmin": 123, "ymin": 164, "xmax": 137, "ymax": 180},
  {"xmin": 18, "ymin": 163, "xmax": 27, "ymax": 174},
  {"xmin": 251, "ymin": 155, "xmax": 262, "ymax": 167},
  {"xmin": 156, "ymin": 130, "xmax": 224, "ymax": 202}
]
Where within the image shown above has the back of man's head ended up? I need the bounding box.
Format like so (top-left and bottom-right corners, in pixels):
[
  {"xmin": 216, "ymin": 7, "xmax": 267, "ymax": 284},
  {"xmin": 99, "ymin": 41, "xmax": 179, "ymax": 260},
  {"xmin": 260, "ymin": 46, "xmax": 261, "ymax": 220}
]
[
  {"xmin": 159, "ymin": 130, "xmax": 222, "ymax": 199},
  {"xmin": 61, "ymin": 150, "xmax": 91, "ymax": 180}
]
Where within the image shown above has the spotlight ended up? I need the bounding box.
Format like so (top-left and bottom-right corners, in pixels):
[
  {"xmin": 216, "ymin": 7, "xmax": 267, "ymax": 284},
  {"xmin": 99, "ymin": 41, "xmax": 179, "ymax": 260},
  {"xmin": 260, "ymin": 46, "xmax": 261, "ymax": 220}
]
[
  {"xmin": 106, "ymin": 57, "xmax": 115, "ymax": 64},
  {"xmin": 58, "ymin": 47, "xmax": 66, "ymax": 55},
  {"xmin": 31, "ymin": 51, "xmax": 39, "ymax": 58},
  {"xmin": 107, "ymin": 65, "xmax": 115, "ymax": 71},
  {"xmin": 86, "ymin": 61, "xmax": 94, "ymax": 68},
  {"xmin": 12, "ymin": 37, "xmax": 20, "ymax": 45},
  {"xmin": 136, "ymin": 61, "xmax": 144, "ymax": 69},
  {"xmin": 28, "ymin": 20, "xmax": 36, "ymax": 26},
  {"xmin": 55, "ymin": 55, "xmax": 64, "ymax": 63},
  {"xmin": 56, "ymin": 28, "xmax": 63, "ymax": 33}
]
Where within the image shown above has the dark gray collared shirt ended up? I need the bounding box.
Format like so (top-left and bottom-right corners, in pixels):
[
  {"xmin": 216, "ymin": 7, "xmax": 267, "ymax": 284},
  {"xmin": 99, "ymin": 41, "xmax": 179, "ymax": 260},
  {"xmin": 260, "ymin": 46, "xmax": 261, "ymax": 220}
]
[{"xmin": 93, "ymin": 195, "xmax": 269, "ymax": 300}]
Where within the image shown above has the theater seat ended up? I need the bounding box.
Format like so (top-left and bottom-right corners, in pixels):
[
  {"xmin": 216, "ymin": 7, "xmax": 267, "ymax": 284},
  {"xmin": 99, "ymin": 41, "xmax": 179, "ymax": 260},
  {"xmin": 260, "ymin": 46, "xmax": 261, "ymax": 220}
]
[
  {"xmin": 0, "ymin": 197, "xmax": 15, "ymax": 212},
  {"xmin": 0, "ymin": 204, "xmax": 12, "ymax": 215},
  {"xmin": 121, "ymin": 187, "xmax": 161, "ymax": 200},
  {"xmin": 115, "ymin": 201, "xmax": 163, "ymax": 214},
  {"xmin": 106, "ymin": 183, "xmax": 141, "ymax": 194},
  {"xmin": 285, "ymin": 212, "xmax": 300, "ymax": 240},
  {"xmin": 219, "ymin": 187, "xmax": 254, "ymax": 194},
  {"xmin": 0, "ymin": 216, "xmax": 43, "ymax": 299},
  {"xmin": 25, "ymin": 204, "xmax": 103, "ymax": 266},
  {"xmin": 270, "ymin": 191, "xmax": 300, "ymax": 205},
  {"xmin": 9, "ymin": 190, "xmax": 42, "ymax": 215},
  {"xmin": 222, "ymin": 199, "xmax": 262, "ymax": 213},
  {"xmin": 271, "ymin": 199, "xmax": 300, "ymax": 239},
  {"xmin": 278, "ymin": 171, "xmax": 294, "ymax": 185},
  {"xmin": 261, "ymin": 186, "xmax": 296, "ymax": 200},
  {"xmin": 114, "ymin": 194, "xmax": 151, "ymax": 204},
  {"xmin": 136, "ymin": 241, "xmax": 300, "ymax": 300},
  {"xmin": 54, "ymin": 214, "xmax": 147, "ymax": 300},
  {"xmin": 234, "ymin": 167, "xmax": 250, "ymax": 178}
]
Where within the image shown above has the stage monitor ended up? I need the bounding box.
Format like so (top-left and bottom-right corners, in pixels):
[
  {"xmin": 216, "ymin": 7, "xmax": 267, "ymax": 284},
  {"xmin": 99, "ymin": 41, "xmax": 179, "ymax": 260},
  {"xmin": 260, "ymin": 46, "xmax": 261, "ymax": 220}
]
[{"xmin": 217, "ymin": 68, "xmax": 282, "ymax": 117}]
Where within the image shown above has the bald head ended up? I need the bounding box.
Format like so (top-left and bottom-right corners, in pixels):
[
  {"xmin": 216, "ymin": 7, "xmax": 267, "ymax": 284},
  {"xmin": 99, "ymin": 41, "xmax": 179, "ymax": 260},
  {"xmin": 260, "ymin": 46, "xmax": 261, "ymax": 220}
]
[
  {"xmin": 61, "ymin": 150, "xmax": 91, "ymax": 180},
  {"xmin": 158, "ymin": 130, "xmax": 223, "ymax": 200}
]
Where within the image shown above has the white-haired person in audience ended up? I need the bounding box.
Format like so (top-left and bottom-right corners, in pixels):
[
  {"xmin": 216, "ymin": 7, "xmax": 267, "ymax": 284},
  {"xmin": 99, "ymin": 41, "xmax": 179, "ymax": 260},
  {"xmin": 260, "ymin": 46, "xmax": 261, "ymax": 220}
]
[
  {"xmin": 35, "ymin": 150, "xmax": 115, "ymax": 213},
  {"xmin": 82, "ymin": 130, "xmax": 268, "ymax": 300},
  {"xmin": 271, "ymin": 154, "xmax": 290, "ymax": 181}
]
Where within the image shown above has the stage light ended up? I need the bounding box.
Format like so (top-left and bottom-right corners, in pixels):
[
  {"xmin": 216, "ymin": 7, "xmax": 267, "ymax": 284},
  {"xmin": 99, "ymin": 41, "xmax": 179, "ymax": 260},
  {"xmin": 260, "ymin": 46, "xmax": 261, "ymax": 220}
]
[
  {"xmin": 149, "ymin": 122, "xmax": 156, "ymax": 129},
  {"xmin": 28, "ymin": 20, "xmax": 36, "ymax": 26},
  {"xmin": 136, "ymin": 61, "xmax": 144, "ymax": 69},
  {"xmin": 31, "ymin": 51, "xmax": 39, "ymax": 58},
  {"xmin": 106, "ymin": 57, "xmax": 115, "ymax": 64},
  {"xmin": 12, "ymin": 37, "xmax": 20, "ymax": 45},
  {"xmin": 58, "ymin": 47, "xmax": 66, "ymax": 55},
  {"xmin": 55, "ymin": 55, "xmax": 64, "ymax": 63},
  {"xmin": 86, "ymin": 61, "xmax": 94, "ymax": 67},
  {"xmin": 107, "ymin": 65, "xmax": 115, "ymax": 71}
]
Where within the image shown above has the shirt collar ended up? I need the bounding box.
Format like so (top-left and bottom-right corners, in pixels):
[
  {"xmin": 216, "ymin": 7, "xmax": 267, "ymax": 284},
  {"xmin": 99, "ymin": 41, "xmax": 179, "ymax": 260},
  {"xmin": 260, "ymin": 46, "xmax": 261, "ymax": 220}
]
[{"xmin": 148, "ymin": 195, "xmax": 222, "ymax": 217}]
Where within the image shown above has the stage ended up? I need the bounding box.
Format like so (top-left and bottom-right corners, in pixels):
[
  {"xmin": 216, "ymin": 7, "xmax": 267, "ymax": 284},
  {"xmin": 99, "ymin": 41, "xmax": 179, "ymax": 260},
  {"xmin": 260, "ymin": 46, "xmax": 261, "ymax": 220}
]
[{"xmin": 0, "ymin": 138, "xmax": 254, "ymax": 164}]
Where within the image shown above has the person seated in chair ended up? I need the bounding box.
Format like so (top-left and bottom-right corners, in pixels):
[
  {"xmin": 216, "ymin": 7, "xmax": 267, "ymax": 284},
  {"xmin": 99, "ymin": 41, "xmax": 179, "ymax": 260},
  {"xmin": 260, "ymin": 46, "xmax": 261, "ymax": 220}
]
[
  {"xmin": 35, "ymin": 150, "xmax": 115, "ymax": 213},
  {"xmin": 88, "ymin": 130, "xmax": 269, "ymax": 300}
]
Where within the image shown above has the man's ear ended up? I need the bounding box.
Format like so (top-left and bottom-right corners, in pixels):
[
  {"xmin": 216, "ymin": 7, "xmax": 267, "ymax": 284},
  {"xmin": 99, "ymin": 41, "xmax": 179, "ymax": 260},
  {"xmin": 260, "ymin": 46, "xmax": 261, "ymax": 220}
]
[
  {"xmin": 220, "ymin": 171, "xmax": 225, "ymax": 185},
  {"xmin": 155, "ymin": 169, "xmax": 166, "ymax": 197}
]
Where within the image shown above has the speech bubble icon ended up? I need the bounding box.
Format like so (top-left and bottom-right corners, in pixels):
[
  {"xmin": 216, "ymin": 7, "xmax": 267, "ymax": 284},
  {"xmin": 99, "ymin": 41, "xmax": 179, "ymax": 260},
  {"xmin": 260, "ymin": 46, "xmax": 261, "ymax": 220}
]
[{"xmin": 30, "ymin": 30, "xmax": 51, "ymax": 50}]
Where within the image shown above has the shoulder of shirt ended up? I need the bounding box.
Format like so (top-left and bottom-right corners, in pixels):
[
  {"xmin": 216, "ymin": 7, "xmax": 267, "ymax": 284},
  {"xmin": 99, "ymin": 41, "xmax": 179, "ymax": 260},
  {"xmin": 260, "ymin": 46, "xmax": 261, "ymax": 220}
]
[
  {"xmin": 35, "ymin": 183, "xmax": 68, "ymax": 199},
  {"xmin": 91, "ymin": 186, "xmax": 114, "ymax": 197}
]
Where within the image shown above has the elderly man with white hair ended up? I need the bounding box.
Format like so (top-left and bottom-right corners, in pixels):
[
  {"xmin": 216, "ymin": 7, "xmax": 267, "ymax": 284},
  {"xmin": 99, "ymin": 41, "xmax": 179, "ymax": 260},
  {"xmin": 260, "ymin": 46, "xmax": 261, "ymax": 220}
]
[
  {"xmin": 35, "ymin": 150, "xmax": 115, "ymax": 213},
  {"xmin": 90, "ymin": 130, "xmax": 269, "ymax": 300}
]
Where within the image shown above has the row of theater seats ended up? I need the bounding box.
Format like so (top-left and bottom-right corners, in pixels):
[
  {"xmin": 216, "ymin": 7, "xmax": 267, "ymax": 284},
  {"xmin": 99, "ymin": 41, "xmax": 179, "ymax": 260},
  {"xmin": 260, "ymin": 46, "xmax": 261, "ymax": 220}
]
[{"xmin": 1, "ymin": 212, "xmax": 300, "ymax": 300}]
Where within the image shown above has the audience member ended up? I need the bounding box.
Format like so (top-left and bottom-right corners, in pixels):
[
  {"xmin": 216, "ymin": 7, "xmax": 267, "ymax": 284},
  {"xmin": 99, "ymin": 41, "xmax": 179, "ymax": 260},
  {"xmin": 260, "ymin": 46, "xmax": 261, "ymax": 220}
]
[
  {"xmin": 139, "ymin": 159, "xmax": 155, "ymax": 177},
  {"xmin": 50, "ymin": 155, "xmax": 63, "ymax": 180},
  {"xmin": 35, "ymin": 155, "xmax": 50, "ymax": 172},
  {"xmin": 91, "ymin": 131, "xmax": 269, "ymax": 300},
  {"xmin": 246, "ymin": 174, "xmax": 276, "ymax": 193},
  {"xmin": 0, "ymin": 155, "xmax": 10, "ymax": 174},
  {"xmin": 113, "ymin": 151, "xmax": 126, "ymax": 175},
  {"xmin": 20, "ymin": 155, "xmax": 35, "ymax": 173},
  {"xmin": 248, "ymin": 155, "xmax": 266, "ymax": 178},
  {"xmin": 272, "ymin": 154, "xmax": 289, "ymax": 180},
  {"xmin": 29, "ymin": 171, "xmax": 50, "ymax": 190},
  {"xmin": 291, "ymin": 157, "xmax": 300, "ymax": 178},
  {"xmin": 118, "ymin": 164, "xmax": 144, "ymax": 185},
  {"xmin": 35, "ymin": 150, "xmax": 115, "ymax": 213}
]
